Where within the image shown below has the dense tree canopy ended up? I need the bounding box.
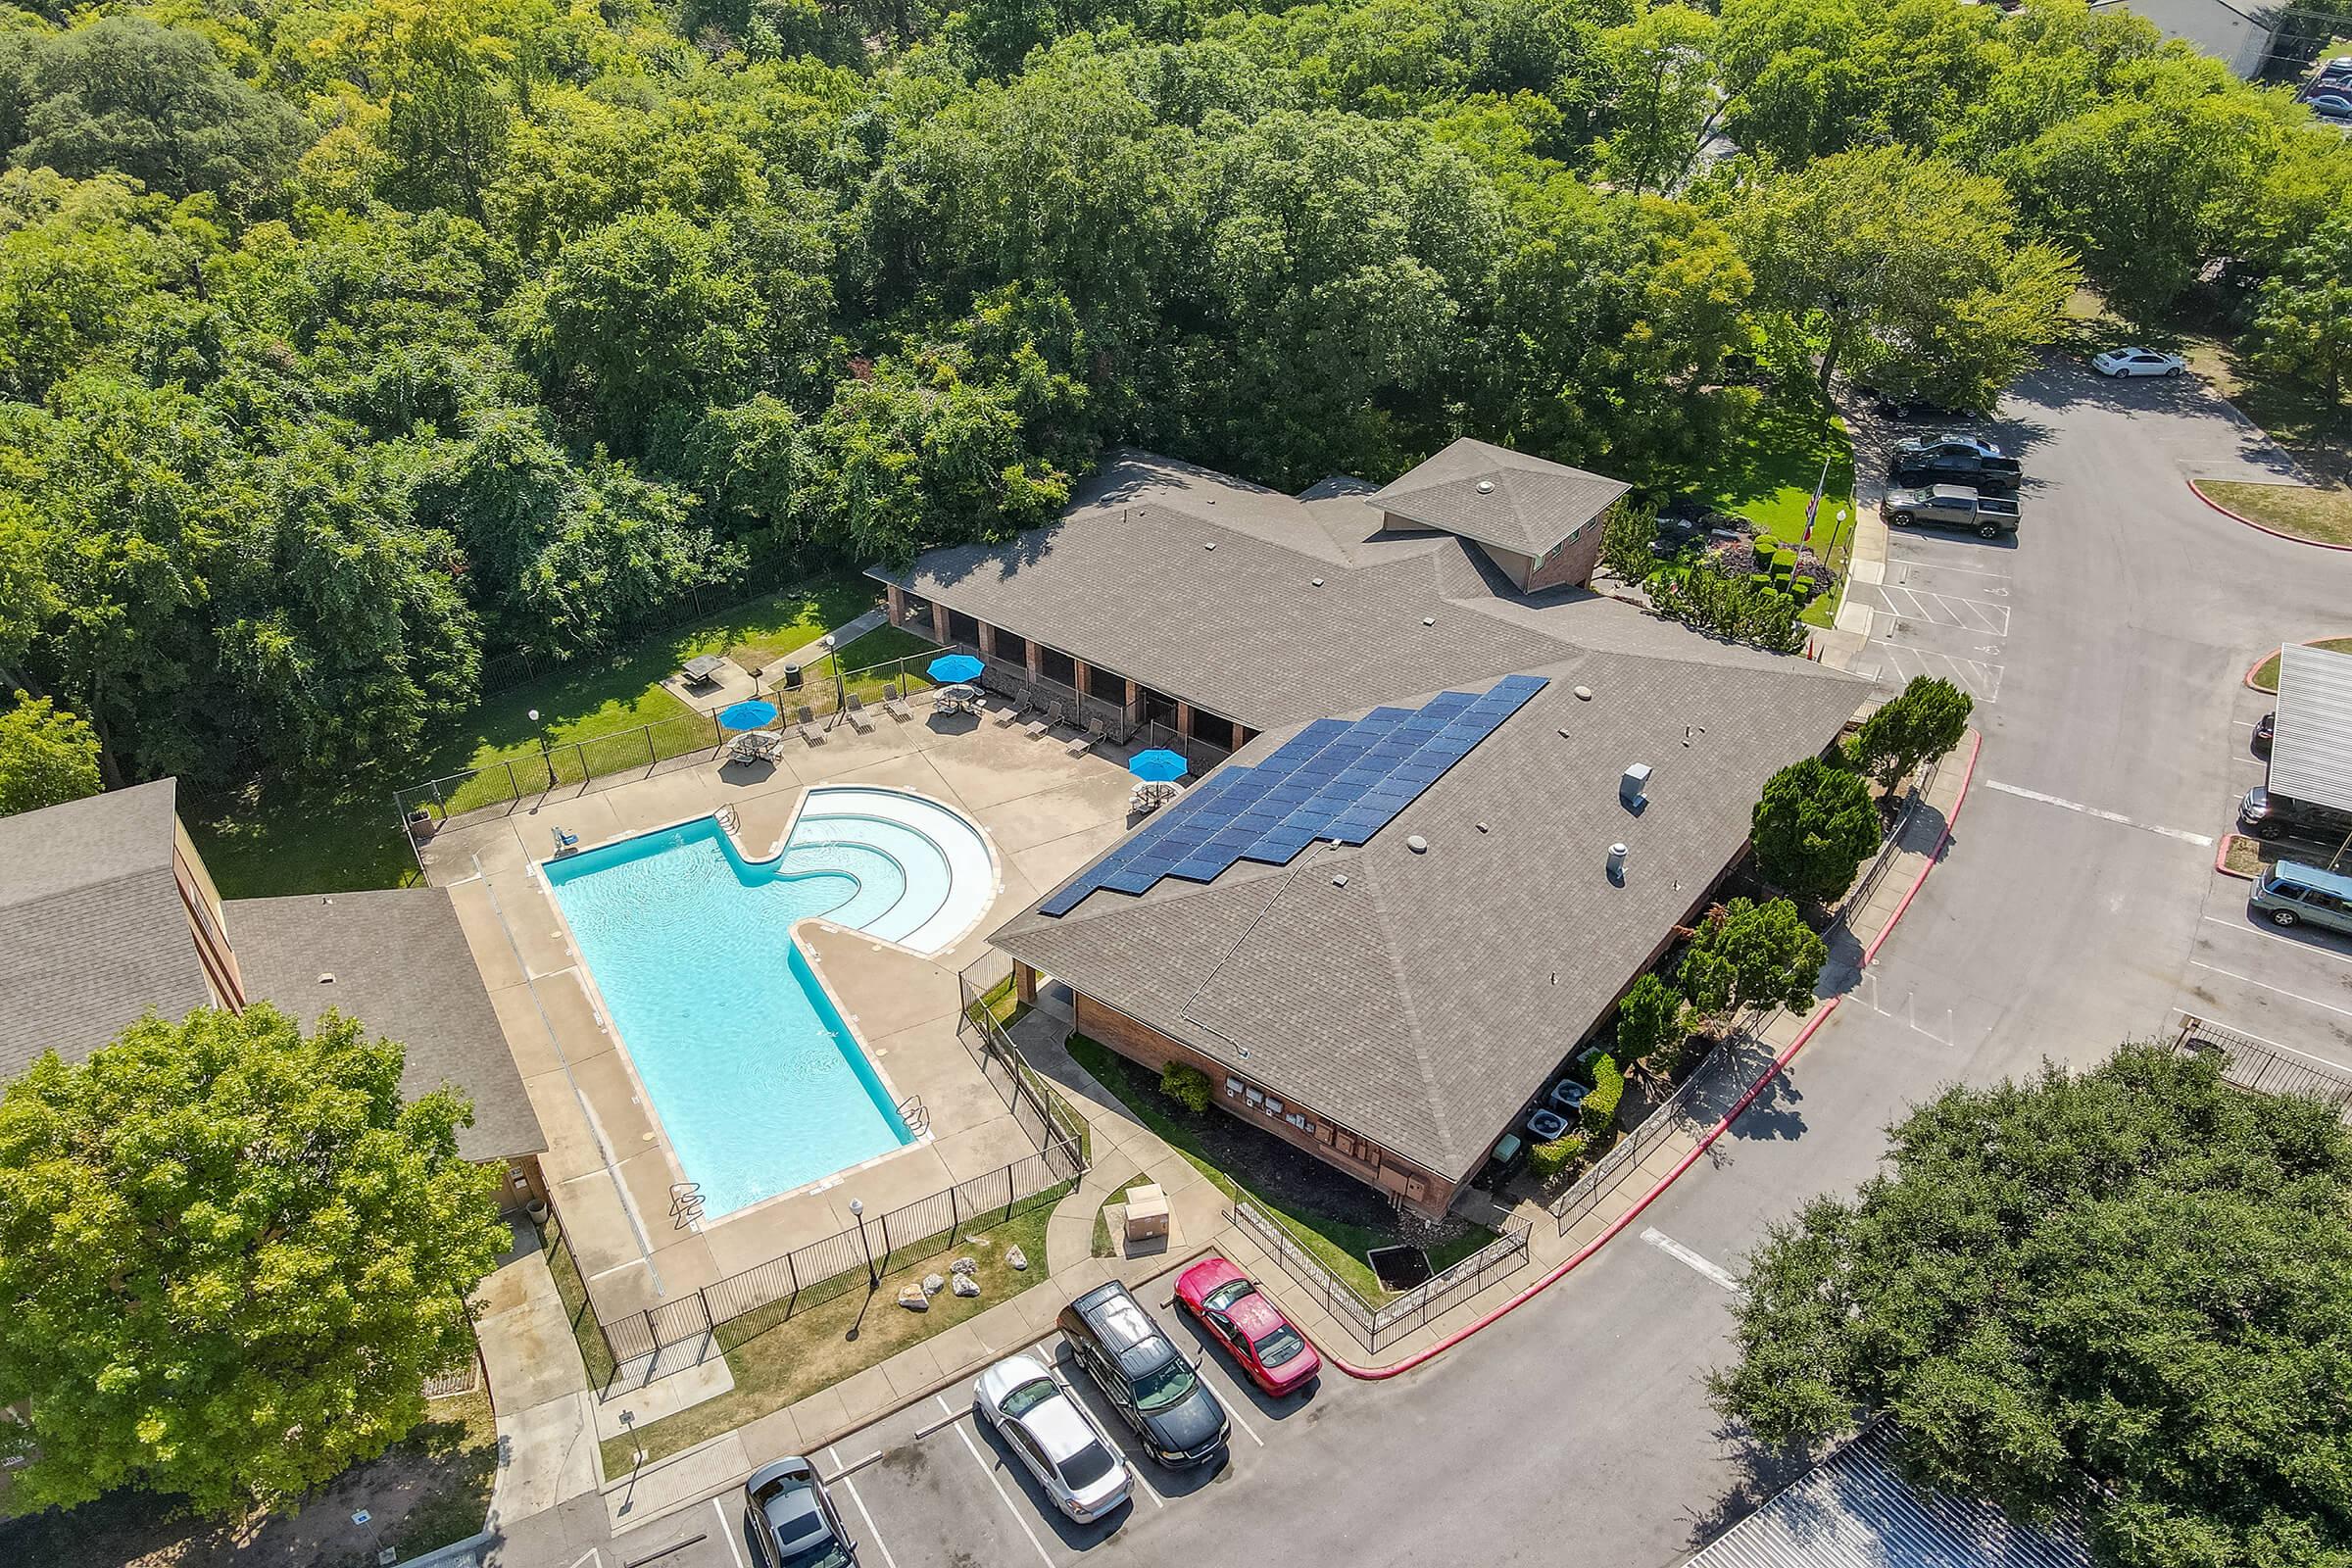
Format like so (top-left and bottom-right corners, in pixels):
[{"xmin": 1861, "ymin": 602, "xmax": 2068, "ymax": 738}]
[
  {"xmin": 0, "ymin": 0, "xmax": 2340, "ymax": 795},
  {"xmin": 1711, "ymin": 1045, "xmax": 2352, "ymax": 1568},
  {"xmin": 0, "ymin": 689, "xmax": 100, "ymax": 813},
  {"xmin": 0, "ymin": 1004, "xmax": 510, "ymax": 1513}
]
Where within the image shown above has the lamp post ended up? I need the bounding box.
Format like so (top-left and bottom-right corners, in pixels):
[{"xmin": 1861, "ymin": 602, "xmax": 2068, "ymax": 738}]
[
  {"xmin": 822, "ymin": 634, "xmax": 843, "ymax": 719},
  {"xmin": 528, "ymin": 709, "xmax": 555, "ymax": 790},
  {"xmin": 849, "ymin": 1197, "xmax": 877, "ymax": 1290}
]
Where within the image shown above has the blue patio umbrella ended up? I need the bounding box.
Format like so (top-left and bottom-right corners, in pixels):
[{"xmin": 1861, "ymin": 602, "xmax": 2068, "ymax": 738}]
[
  {"xmin": 1128, "ymin": 749, "xmax": 1189, "ymax": 783},
  {"xmin": 928, "ymin": 653, "xmax": 985, "ymax": 685},
  {"xmin": 718, "ymin": 699, "xmax": 779, "ymax": 730}
]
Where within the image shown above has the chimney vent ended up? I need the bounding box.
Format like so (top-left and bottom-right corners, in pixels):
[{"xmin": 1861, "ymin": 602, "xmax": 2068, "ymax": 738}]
[
  {"xmin": 1621, "ymin": 762, "xmax": 1652, "ymax": 806},
  {"xmin": 1607, "ymin": 843, "xmax": 1629, "ymax": 881}
]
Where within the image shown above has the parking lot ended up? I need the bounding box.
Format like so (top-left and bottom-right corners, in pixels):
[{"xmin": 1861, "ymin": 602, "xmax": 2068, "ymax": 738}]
[
  {"xmin": 2176, "ymin": 673, "xmax": 2352, "ymax": 1078},
  {"xmin": 1847, "ymin": 530, "xmax": 2016, "ymax": 706},
  {"xmin": 600, "ymin": 1294, "xmax": 1355, "ymax": 1568}
]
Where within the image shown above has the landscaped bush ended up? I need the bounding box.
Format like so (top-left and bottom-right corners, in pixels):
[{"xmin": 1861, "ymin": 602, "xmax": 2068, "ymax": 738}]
[
  {"xmin": 1160, "ymin": 1059, "xmax": 1213, "ymax": 1112},
  {"xmin": 1525, "ymin": 1133, "xmax": 1586, "ymax": 1182},
  {"xmin": 1581, "ymin": 1054, "xmax": 1626, "ymax": 1140}
]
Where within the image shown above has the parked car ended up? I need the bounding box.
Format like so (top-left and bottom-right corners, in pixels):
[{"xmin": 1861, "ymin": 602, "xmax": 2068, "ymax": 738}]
[
  {"xmin": 2308, "ymin": 93, "xmax": 2352, "ymax": 122},
  {"xmin": 1174, "ymin": 1257, "xmax": 1322, "ymax": 1396},
  {"xmin": 2321, "ymin": 55, "xmax": 2352, "ymax": 82},
  {"xmin": 1885, "ymin": 484, "xmax": 2021, "ymax": 538},
  {"xmin": 2250, "ymin": 860, "xmax": 2352, "ymax": 936},
  {"xmin": 2254, "ymin": 710, "xmax": 2276, "ymax": 756},
  {"xmin": 1894, "ymin": 432, "xmax": 2006, "ymax": 462},
  {"xmin": 1887, "ymin": 447, "xmax": 2022, "ymax": 495},
  {"xmin": 2092, "ymin": 347, "xmax": 2187, "ymax": 378},
  {"xmin": 743, "ymin": 1457, "xmax": 857, "ymax": 1568},
  {"xmin": 973, "ymin": 1353, "xmax": 1132, "ymax": 1522},
  {"xmin": 2237, "ymin": 785, "xmax": 2352, "ymax": 847},
  {"xmin": 1058, "ymin": 1282, "xmax": 1229, "ymax": 1467}
]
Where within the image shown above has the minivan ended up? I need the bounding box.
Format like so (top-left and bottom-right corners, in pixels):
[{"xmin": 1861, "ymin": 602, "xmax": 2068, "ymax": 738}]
[{"xmin": 2249, "ymin": 860, "xmax": 2352, "ymax": 936}]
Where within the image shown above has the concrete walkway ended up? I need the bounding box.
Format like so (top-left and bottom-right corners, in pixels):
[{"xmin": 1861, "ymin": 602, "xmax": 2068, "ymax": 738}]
[{"xmin": 472, "ymin": 1225, "xmax": 602, "ymax": 1533}]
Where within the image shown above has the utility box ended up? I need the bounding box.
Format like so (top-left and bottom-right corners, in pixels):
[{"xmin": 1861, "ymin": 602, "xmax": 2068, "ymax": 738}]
[
  {"xmin": 1123, "ymin": 1183, "xmax": 1169, "ymax": 1243},
  {"xmin": 1621, "ymin": 762, "xmax": 1652, "ymax": 806}
]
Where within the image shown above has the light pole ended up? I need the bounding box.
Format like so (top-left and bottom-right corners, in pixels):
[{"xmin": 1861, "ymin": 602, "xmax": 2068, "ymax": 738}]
[
  {"xmin": 528, "ymin": 709, "xmax": 555, "ymax": 790},
  {"xmin": 849, "ymin": 1197, "xmax": 877, "ymax": 1290}
]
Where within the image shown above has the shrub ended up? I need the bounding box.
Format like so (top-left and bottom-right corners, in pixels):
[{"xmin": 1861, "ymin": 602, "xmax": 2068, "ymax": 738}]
[
  {"xmin": 1160, "ymin": 1059, "xmax": 1212, "ymax": 1112},
  {"xmin": 1751, "ymin": 755, "xmax": 1881, "ymax": 903},
  {"xmin": 1525, "ymin": 1133, "xmax": 1586, "ymax": 1181},
  {"xmin": 1581, "ymin": 1054, "xmax": 1626, "ymax": 1139},
  {"xmin": 1847, "ymin": 674, "xmax": 1973, "ymax": 788},
  {"xmin": 1615, "ymin": 972, "xmax": 1690, "ymax": 1066}
]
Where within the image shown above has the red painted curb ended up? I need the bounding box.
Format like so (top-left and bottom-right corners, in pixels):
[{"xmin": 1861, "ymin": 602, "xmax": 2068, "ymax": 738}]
[
  {"xmin": 1312, "ymin": 731, "xmax": 1984, "ymax": 1381},
  {"xmin": 2214, "ymin": 834, "xmax": 2256, "ymax": 881},
  {"xmin": 2245, "ymin": 647, "xmax": 2281, "ymax": 691},
  {"xmin": 2189, "ymin": 478, "xmax": 2352, "ymax": 554}
]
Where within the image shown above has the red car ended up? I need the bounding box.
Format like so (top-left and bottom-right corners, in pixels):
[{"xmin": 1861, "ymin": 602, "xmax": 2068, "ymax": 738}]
[{"xmin": 1174, "ymin": 1257, "xmax": 1321, "ymax": 1396}]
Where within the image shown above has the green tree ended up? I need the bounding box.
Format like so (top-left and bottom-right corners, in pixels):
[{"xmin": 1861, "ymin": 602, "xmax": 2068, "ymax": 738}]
[
  {"xmin": 1598, "ymin": 498, "xmax": 1658, "ymax": 581},
  {"xmin": 1734, "ymin": 143, "xmax": 2078, "ymax": 404},
  {"xmin": 1709, "ymin": 1044, "xmax": 2352, "ymax": 1568},
  {"xmin": 1750, "ymin": 755, "xmax": 1880, "ymax": 903},
  {"xmin": 0, "ymin": 1004, "xmax": 510, "ymax": 1513},
  {"xmin": 1593, "ymin": 6, "xmax": 1722, "ymax": 197},
  {"xmin": 0, "ymin": 690, "xmax": 100, "ymax": 815},
  {"xmin": 2246, "ymin": 212, "xmax": 2352, "ymax": 411},
  {"xmin": 1848, "ymin": 673, "xmax": 1973, "ymax": 788},
  {"xmin": 1679, "ymin": 896, "xmax": 1826, "ymax": 1017},
  {"xmin": 1614, "ymin": 971, "xmax": 1690, "ymax": 1067},
  {"xmin": 10, "ymin": 20, "xmax": 307, "ymax": 210}
]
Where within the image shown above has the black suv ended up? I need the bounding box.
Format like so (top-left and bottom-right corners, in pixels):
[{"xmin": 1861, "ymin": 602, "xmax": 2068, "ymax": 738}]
[
  {"xmin": 1058, "ymin": 1282, "xmax": 1229, "ymax": 1467},
  {"xmin": 2238, "ymin": 785, "xmax": 2352, "ymax": 848}
]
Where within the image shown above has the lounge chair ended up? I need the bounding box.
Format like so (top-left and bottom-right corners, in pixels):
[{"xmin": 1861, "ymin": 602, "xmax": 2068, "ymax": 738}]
[
  {"xmin": 883, "ymin": 681, "xmax": 912, "ymax": 720},
  {"xmin": 844, "ymin": 694, "xmax": 874, "ymax": 732},
  {"xmin": 794, "ymin": 705, "xmax": 818, "ymax": 743},
  {"xmin": 1067, "ymin": 716, "xmax": 1107, "ymax": 757},
  {"xmin": 991, "ymin": 686, "xmax": 1031, "ymax": 724},
  {"xmin": 1024, "ymin": 701, "xmax": 1061, "ymax": 739}
]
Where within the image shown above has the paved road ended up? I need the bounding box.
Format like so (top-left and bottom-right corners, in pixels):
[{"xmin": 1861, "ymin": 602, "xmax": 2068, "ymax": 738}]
[{"xmin": 522, "ymin": 359, "xmax": 2352, "ymax": 1568}]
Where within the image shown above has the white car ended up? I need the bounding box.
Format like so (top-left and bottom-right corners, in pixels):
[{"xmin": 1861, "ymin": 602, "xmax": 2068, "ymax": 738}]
[
  {"xmin": 973, "ymin": 1353, "xmax": 1132, "ymax": 1522},
  {"xmin": 2092, "ymin": 347, "xmax": 2186, "ymax": 378}
]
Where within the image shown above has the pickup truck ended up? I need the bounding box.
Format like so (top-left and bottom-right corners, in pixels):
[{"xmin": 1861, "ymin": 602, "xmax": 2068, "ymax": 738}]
[
  {"xmin": 1887, "ymin": 446, "xmax": 2022, "ymax": 495},
  {"xmin": 1885, "ymin": 485, "xmax": 2020, "ymax": 538}
]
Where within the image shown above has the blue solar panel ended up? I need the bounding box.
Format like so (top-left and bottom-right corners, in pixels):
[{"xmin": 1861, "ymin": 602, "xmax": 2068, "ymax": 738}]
[{"xmin": 1038, "ymin": 676, "xmax": 1546, "ymax": 915}]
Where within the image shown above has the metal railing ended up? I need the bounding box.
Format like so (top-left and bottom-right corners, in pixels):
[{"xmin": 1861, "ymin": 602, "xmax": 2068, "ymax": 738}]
[
  {"xmin": 1232, "ymin": 1196, "xmax": 1532, "ymax": 1354},
  {"xmin": 390, "ymin": 648, "xmax": 951, "ymax": 845},
  {"xmin": 2170, "ymin": 1016, "xmax": 2352, "ymax": 1122},
  {"xmin": 598, "ymin": 1139, "xmax": 1086, "ymax": 1372},
  {"xmin": 956, "ymin": 957, "xmax": 1092, "ymax": 1160}
]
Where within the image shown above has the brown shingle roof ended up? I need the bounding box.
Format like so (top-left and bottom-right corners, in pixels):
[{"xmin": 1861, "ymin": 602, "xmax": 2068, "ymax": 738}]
[
  {"xmin": 992, "ymin": 655, "xmax": 1864, "ymax": 1179},
  {"xmin": 226, "ymin": 891, "xmax": 545, "ymax": 1163},
  {"xmin": 1367, "ymin": 437, "xmax": 1631, "ymax": 558}
]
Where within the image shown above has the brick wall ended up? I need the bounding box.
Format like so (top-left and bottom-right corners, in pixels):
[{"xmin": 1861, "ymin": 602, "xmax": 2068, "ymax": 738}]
[
  {"xmin": 1526, "ymin": 518, "xmax": 1605, "ymax": 592},
  {"xmin": 1073, "ymin": 994, "xmax": 1460, "ymax": 1217}
]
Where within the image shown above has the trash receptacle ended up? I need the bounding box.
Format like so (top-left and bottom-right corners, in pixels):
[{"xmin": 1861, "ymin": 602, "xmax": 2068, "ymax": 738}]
[{"xmin": 782, "ymin": 662, "xmax": 804, "ymax": 692}]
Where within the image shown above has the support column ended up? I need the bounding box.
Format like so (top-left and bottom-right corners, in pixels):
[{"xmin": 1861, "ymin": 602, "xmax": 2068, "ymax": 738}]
[
  {"xmin": 1124, "ymin": 678, "xmax": 1143, "ymax": 729},
  {"xmin": 930, "ymin": 602, "xmax": 949, "ymax": 643},
  {"xmin": 1014, "ymin": 961, "xmax": 1038, "ymax": 1004},
  {"xmin": 1071, "ymin": 659, "xmax": 1091, "ymax": 704},
  {"xmin": 886, "ymin": 584, "xmax": 906, "ymax": 626},
  {"xmin": 1175, "ymin": 701, "xmax": 1194, "ymax": 740},
  {"xmin": 978, "ymin": 622, "xmax": 996, "ymax": 658},
  {"xmin": 1026, "ymin": 641, "xmax": 1043, "ymax": 680}
]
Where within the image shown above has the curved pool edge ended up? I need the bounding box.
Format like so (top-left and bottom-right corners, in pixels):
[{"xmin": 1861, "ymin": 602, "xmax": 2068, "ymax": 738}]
[{"xmin": 776, "ymin": 783, "xmax": 1005, "ymax": 961}]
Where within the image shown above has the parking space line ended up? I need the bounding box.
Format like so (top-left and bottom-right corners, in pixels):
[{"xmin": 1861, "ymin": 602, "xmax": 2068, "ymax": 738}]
[
  {"xmin": 1221, "ymin": 1391, "xmax": 1265, "ymax": 1448},
  {"xmin": 937, "ymin": 1400, "xmax": 1060, "ymax": 1567},
  {"xmin": 1640, "ymin": 1227, "xmax": 1741, "ymax": 1292},
  {"xmin": 2186, "ymin": 959, "xmax": 2352, "ymax": 1020},
  {"xmin": 1888, "ymin": 555, "xmax": 2011, "ymax": 580},
  {"xmin": 1981, "ymin": 780, "xmax": 2213, "ymax": 844},
  {"xmin": 710, "ymin": 1497, "xmax": 747, "ymax": 1568},
  {"xmin": 826, "ymin": 1446, "xmax": 899, "ymax": 1568},
  {"xmin": 2202, "ymin": 913, "xmax": 2352, "ymax": 965}
]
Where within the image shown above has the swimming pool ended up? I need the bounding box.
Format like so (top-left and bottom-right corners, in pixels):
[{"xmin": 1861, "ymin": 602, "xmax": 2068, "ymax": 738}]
[{"xmin": 543, "ymin": 787, "xmax": 998, "ymax": 1217}]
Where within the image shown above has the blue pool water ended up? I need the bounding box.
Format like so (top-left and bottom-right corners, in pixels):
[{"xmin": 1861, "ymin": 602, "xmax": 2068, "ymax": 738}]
[{"xmin": 545, "ymin": 814, "xmax": 922, "ymax": 1216}]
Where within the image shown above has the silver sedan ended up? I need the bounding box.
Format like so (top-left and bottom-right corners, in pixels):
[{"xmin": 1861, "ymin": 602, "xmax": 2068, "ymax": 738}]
[{"xmin": 973, "ymin": 1352, "xmax": 1133, "ymax": 1522}]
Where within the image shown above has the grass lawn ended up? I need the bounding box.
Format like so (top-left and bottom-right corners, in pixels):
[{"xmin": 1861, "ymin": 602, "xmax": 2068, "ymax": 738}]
[
  {"xmin": 2200, "ymin": 481, "xmax": 2352, "ymax": 549},
  {"xmin": 543, "ymin": 1225, "xmax": 619, "ymax": 1390},
  {"xmin": 2250, "ymin": 636, "xmax": 2352, "ymax": 693},
  {"xmin": 807, "ymin": 624, "xmax": 944, "ymax": 707},
  {"xmin": 185, "ymin": 575, "xmax": 875, "ymax": 898},
  {"xmin": 603, "ymin": 1190, "xmax": 1063, "ymax": 1473},
  {"xmin": 1063, "ymin": 1034, "xmax": 1493, "ymax": 1302},
  {"xmin": 1689, "ymin": 390, "xmax": 1858, "ymax": 629}
]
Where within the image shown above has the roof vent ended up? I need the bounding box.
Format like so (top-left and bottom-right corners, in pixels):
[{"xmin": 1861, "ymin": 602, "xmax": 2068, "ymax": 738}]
[
  {"xmin": 317, "ymin": 972, "xmax": 336, "ymax": 985},
  {"xmin": 1574, "ymin": 685, "xmax": 1593, "ymax": 701},
  {"xmin": 1607, "ymin": 843, "xmax": 1629, "ymax": 883},
  {"xmin": 1476, "ymin": 821, "xmax": 1490, "ymax": 833},
  {"xmin": 1332, "ymin": 873, "xmax": 1349, "ymax": 888},
  {"xmin": 1423, "ymin": 616, "xmax": 1436, "ymax": 627},
  {"xmin": 1311, "ymin": 576, "xmax": 1324, "ymax": 586},
  {"xmin": 1203, "ymin": 541, "xmax": 1216, "ymax": 550},
  {"xmin": 1406, "ymin": 834, "xmax": 1429, "ymax": 854},
  {"xmin": 1621, "ymin": 762, "xmax": 1652, "ymax": 808},
  {"xmin": 1476, "ymin": 479, "xmax": 1495, "ymax": 495}
]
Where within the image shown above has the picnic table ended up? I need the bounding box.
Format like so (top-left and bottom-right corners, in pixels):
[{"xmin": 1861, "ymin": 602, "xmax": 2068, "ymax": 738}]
[{"xmin": 681, "ymin": 654, "xmax": 728, "ymax": 686}]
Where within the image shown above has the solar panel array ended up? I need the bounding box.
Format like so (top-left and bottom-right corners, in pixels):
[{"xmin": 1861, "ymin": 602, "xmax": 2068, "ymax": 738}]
[{"xmin": 1039, "ymin": 674, "xmax": 1547, "ymax": 917}]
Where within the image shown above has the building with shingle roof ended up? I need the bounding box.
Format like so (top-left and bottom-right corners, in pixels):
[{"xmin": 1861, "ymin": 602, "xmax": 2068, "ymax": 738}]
[
  {"xmin": 878, "ymin": 442, "xmax": 1864, "ymax": 1216},
  {"xmin": 0, "ymin": 782, "xmax": 543, "ymax": 1171}
]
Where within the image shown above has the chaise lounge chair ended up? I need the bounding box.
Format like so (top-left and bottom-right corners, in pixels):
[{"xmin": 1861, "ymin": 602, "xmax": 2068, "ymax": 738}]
[
  {"xmin": 843, "ymin": 694, "xmax": 874, "ymax": 732},
  {"xmin": 883, "ymin": 681, "xmax": 913, "ymax": 720},
  {"xmin": 1024, "ymin": 701, "xmax": 1063, "ymax": 739},
  {"xmin": 1066, "ymin": 716, "xmax": 1108, "ymax": 757}
]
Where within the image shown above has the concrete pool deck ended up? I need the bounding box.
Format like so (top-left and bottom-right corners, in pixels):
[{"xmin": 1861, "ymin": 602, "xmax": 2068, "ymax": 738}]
[{"xmin": 420, "ymin": 702, "xmax": 1141, "ymax": 1341}]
